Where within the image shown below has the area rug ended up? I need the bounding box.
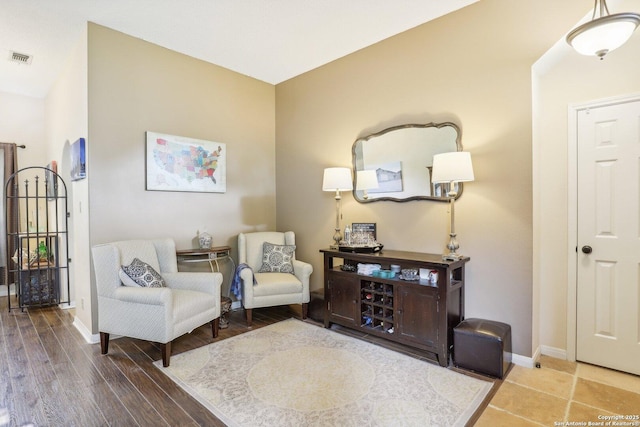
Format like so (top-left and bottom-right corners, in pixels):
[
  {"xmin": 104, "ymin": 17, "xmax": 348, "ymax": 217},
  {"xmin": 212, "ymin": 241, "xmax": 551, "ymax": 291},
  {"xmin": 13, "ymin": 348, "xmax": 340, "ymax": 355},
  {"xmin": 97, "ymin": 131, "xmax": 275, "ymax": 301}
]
[{"xmin": 155, "ymin": 319, "xmax": 492, "ymax": 426}]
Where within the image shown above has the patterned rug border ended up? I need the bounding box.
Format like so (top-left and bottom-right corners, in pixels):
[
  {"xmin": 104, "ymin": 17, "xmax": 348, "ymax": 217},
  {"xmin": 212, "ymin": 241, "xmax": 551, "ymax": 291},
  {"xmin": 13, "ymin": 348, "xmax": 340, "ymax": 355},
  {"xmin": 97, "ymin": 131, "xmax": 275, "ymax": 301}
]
[{"xmin": 155, "ymin": 318, "xmax": 492, "ymax": 426}]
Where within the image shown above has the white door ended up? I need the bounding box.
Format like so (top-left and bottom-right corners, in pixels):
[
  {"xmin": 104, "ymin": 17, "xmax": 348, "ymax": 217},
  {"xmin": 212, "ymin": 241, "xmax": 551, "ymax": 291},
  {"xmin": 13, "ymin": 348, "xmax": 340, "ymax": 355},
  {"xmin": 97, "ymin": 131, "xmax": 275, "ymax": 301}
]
[{"xmin": 576, "ymin": 99, "xmax": 640, "ymax": 375}]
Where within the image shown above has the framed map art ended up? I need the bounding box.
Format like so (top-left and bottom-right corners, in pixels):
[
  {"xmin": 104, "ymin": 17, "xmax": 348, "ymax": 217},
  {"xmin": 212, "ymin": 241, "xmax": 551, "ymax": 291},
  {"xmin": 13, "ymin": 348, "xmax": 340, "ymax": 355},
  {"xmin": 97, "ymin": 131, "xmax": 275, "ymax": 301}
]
[{"xmin": 146, "ymin": 132, "xmax": 226, "ymax": 193}]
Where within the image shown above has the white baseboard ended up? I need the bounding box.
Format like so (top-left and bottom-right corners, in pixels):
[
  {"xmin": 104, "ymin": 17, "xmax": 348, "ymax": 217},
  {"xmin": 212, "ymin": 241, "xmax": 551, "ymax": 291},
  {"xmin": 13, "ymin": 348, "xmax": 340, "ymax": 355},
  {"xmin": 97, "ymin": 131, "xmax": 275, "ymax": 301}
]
[
  {"xmin": 73, "ymin": 316, "xmax": 100, "ymax": 344},
  {"xmin": 0, "ymin": 284, "xmax": 15, "ymax": 296},
  {"xmin": 540, "ymin": 345, "xmax": 567, "ymax": 360},
  {"xmin": 510, "ymin": 345, "xmax": 541, "ymax": 369},
  {"xmin": 512, "ymin": 353, "xmax": 534, "ymax": 368},
  {"xmin": 511, "ymin": 345, "xmax": 570, "ymax": 369}
]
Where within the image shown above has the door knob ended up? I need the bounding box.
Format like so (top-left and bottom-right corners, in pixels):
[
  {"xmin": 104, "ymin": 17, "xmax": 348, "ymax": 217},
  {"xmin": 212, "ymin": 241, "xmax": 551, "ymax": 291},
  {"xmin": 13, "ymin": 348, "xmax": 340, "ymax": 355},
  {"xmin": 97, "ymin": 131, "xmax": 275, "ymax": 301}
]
[{"xmin": 582, "ymin": 245, "xmax": 592, "ymax": 254}]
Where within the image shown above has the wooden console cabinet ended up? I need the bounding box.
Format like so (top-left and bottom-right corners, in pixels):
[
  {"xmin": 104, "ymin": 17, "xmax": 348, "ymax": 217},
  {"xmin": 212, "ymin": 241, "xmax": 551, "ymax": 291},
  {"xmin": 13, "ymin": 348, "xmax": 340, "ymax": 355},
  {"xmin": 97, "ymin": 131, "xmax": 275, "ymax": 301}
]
[{"xmin": 321, "ymin": 248, "xmax": 468, "ymax": 366}]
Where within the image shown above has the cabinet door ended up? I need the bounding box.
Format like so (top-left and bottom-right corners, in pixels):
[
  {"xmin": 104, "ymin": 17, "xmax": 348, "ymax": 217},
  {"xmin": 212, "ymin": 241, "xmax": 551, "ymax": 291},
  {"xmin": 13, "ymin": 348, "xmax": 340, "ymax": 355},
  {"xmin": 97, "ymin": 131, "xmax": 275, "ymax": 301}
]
[
  {"xmin": 396, "ymin": 285, "xmax": 438, "ymax": 347},
  {"xmin": 327, "ymin": 273, "xmax": 359, "ymax": 326}
]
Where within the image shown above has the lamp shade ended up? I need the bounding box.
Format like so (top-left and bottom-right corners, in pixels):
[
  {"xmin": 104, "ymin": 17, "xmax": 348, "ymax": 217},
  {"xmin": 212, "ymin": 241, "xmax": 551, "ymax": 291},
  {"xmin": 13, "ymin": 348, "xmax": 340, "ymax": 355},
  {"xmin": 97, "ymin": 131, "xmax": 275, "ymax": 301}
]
[
  {"xmin": 356, "ymin": 170, "xmax": 379, "ymax": 190},
  {"xmin": 431, "ymin": 152, "xmax": 475, "ymax": 183},
  {"xmin": 567, "ymin": 13, "xmax": 640, "ymax": 58},
  {"xmin": 322, "ymin": 167, "xmax": 353, "ymax": 191}
]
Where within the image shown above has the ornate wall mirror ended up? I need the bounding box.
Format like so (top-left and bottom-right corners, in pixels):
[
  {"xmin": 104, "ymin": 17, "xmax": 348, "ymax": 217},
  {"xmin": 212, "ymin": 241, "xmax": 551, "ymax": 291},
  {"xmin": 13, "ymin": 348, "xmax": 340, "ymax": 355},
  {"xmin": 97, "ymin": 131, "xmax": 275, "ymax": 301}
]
[{"xmin": 352, "ymin": 122, "xmax": 463, "ymax": 203}]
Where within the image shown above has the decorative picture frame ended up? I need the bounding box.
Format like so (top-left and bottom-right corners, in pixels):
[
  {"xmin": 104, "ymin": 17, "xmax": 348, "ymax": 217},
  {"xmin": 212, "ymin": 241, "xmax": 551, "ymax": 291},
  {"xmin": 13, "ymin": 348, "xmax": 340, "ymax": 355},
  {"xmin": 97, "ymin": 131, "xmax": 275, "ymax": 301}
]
[
  {"xmin": 146, "ymin": 132, "xmax": 226, "ymax": 193},
  {"xmin": 70, "ymin": 138, "xmax": 86, "ymax": 181},
  {"xmin": 352, "ymin": 222, "xmax": 377, "ymax": 240}
]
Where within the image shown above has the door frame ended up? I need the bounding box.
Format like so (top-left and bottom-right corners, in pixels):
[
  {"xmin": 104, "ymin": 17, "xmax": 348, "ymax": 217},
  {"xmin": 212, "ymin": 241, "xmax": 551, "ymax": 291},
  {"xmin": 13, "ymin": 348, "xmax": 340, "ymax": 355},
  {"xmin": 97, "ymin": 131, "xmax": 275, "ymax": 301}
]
[{"xmin": 566, "ymin": 92, "xmax": 640, "ymax": 362}]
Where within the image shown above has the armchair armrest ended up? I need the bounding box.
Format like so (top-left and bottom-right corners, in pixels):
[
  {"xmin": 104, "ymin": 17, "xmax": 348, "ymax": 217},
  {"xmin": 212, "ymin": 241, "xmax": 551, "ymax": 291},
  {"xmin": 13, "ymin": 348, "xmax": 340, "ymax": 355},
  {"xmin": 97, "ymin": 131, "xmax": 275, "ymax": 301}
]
[
  {"xmin": 292, "ymin": 259, "xmax": 313, "ymax": 282},
  {"xmin": 293, "ymin": 260, "xmax": 312, "ymax": 303},
  {"xmin": 239, "ymin": 267, "xmax": 254, "ymax": 283},
  {"xmin": 163, "ymin": 272, "xmax": 222, "ymax": 296},
  {"xmin": 238, "ymin": 266, "xmax": 256, "ymax": 303}
]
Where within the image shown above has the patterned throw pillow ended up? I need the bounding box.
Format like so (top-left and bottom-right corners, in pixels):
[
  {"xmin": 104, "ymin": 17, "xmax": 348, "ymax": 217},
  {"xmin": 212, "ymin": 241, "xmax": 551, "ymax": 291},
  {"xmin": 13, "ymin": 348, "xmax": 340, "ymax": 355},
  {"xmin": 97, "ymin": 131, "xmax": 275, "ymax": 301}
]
[
  {"xmin": 121, "ymin": 258, "xmax": 166, "ymax": 288},
  {"xmin": 119, "ymin": 269, "xmax": 141, "ymax": 287},
  {"xmin": 257, "ymin": 242, "xmax": 296, "ymax": 274}
]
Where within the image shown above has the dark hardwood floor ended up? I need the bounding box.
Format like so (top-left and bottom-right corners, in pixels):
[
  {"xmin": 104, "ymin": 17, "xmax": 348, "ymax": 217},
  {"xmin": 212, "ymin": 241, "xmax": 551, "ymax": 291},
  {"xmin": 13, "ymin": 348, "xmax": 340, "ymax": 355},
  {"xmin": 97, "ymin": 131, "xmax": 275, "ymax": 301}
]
[
  {"xmin": 0, "ymin": 295, "xmax": 494, "ymax": 426},
  {"xmin": 0, "ymin": 295, "xmax": 306, "ymax": 427}
]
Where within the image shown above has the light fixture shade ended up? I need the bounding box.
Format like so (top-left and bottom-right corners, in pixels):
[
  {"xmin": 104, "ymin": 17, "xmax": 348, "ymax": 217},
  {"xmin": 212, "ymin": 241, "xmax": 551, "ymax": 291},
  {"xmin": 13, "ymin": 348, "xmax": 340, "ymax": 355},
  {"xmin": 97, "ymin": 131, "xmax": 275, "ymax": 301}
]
[
  {"xmin": 567, "ymin": 13, "xmax": 640, "ymax": 57},
  {"xmin": 322, "ymin": 167, "xmax": 353, "ymax": 191},
  {"xmin": 431, "ymin": 152, "xmax": 475, "ymax": 183},
  {"xmin": 356, "ymin": 170, "xmax": 379, "ymax": 190}
]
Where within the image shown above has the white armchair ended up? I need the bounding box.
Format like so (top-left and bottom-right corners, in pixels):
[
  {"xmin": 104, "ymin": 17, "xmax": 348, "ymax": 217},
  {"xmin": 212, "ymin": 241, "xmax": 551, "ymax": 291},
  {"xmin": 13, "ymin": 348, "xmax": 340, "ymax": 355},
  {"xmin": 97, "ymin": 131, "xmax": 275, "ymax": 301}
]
[
  {"xmin": 238, "ymin": 231, "xmax": 312, "ymax": 326},
  {"xmin": 91, "ymin": 238, "xmax": 222, "ymax": 367}
]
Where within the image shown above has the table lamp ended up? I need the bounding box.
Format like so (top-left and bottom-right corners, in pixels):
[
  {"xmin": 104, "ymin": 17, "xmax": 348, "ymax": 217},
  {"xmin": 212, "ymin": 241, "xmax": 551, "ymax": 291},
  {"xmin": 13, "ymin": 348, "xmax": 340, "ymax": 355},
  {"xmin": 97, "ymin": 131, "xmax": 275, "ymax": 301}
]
[
  {"xmin": 322, "ymin": 167, "xmax": 353, "ymax": 248},
  {"xmin": 431, "ymin": 152, "xmax": 474, "ymax": 260}
]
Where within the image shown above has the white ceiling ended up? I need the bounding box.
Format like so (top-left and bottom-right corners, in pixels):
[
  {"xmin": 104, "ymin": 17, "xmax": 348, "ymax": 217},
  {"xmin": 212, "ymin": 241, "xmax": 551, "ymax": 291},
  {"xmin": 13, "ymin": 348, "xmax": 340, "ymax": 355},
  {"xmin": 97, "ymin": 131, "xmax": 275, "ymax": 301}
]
[{"xmin": 0, "ymin": 0, "xmax": 479, "ymax": 99}]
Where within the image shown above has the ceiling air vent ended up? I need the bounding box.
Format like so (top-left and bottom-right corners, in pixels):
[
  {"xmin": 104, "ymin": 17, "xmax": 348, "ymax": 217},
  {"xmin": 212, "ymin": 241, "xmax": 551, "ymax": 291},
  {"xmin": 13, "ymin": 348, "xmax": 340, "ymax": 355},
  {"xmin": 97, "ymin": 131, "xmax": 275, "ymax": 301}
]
[{"xmin": 9, "ymin": 51, "xmax": 33, "ymax": 65}]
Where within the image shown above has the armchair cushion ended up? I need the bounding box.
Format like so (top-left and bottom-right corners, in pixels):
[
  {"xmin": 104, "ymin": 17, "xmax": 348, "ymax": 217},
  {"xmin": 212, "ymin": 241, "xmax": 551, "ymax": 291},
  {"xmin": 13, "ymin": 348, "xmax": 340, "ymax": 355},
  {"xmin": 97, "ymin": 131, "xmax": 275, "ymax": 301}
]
[
  {"xmin": 253, "ymin": 272, "xmax": 302, "ymax": 296},
  {"xmin": 257, "ymin": 242, "xmax": 296, "ymax": 274},
  {"xmin": 112, "ymin": 285, "xmax": 172, "ymax": 306},
  {"xmin": 121, "ymin": 257, "xmax": 166, "ymax": 288}
]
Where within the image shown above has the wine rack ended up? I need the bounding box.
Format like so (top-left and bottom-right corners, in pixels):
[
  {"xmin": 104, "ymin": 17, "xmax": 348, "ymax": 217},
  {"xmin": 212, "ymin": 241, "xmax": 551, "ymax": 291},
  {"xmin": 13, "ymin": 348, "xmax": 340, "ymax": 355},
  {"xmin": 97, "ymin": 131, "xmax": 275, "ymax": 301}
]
[{"xmin": 361, "ymin": 280, "xmax": 394, "ymax": 333}]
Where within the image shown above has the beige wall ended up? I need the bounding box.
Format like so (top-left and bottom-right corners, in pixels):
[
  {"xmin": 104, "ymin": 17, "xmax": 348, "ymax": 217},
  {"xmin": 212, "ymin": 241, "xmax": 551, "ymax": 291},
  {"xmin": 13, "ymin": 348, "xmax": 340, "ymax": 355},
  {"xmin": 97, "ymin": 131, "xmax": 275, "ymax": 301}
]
[
  {"xmin": 535, "ymin": 0, "xmax": 640, "ymax": 355},
  {"xmin": 45, "ymin": 25, "xmax": 90, "ymax": 331},
  {"xmin": 86, "ymin": 24, "xmax": 276, "ymax": 332},
  {"xmin": 0, "ymin": 92, "xmax": 46, "ymax": 168},
  {"xmin": 275, "ymin": 0, "xmax": 588, "ymax": 357}
]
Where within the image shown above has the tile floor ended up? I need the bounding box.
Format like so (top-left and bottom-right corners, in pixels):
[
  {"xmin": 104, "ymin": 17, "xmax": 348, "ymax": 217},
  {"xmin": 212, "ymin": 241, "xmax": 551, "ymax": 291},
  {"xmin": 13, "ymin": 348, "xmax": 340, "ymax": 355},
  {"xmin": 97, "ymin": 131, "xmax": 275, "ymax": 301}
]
[{"xmin": 475, "ymin": 355, "xmax": 640, "ymax": 426}]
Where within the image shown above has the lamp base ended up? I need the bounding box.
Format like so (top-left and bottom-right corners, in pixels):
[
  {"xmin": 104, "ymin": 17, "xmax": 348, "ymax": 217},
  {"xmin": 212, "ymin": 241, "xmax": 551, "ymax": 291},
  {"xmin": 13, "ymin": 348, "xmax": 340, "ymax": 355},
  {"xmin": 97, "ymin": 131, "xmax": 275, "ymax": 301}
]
[
  {"xmin": 331, "ymin": 227, "xmax": 342, "ymax": 250},
  {"xmin": 443, "ymin": 232, "xmax": 462, "ymax": 261},
  {"xmin": 442, "ymin": 252, "xmax": 464, "ymax": 261}
]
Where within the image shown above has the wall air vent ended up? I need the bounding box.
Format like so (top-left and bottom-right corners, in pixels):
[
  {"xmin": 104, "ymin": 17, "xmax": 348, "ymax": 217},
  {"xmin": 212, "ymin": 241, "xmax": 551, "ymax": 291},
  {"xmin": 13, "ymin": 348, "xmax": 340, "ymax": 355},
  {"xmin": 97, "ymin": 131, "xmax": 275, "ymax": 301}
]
[{"xmin": 9, "ymin": 51, "xmax": 33, "ymax": 65}]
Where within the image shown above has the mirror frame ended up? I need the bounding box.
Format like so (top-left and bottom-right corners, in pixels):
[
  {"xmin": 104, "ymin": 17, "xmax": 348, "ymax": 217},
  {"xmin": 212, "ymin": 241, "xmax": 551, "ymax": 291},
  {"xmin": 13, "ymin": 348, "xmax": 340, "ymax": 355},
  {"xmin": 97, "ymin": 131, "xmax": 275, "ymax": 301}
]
[{"xmin": 352, "ymin": 122, "xmax": 464, "ymax": 203}]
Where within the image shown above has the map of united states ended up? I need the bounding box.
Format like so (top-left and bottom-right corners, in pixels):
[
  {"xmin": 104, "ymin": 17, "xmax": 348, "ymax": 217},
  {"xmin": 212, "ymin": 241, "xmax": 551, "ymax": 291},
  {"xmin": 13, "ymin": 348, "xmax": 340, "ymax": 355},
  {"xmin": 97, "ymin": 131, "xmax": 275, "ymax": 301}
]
[{"xmin": 146, "ymin": 133, "xmax": 226, "ymax": 192}]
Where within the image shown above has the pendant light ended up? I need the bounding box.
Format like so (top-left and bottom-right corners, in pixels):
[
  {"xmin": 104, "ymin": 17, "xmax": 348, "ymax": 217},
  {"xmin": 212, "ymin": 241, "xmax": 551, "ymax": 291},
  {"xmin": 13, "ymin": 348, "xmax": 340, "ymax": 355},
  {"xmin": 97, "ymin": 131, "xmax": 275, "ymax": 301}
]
[{"xmin": 566, "ymin": 0, "xmax": 640, "ymax": 59}]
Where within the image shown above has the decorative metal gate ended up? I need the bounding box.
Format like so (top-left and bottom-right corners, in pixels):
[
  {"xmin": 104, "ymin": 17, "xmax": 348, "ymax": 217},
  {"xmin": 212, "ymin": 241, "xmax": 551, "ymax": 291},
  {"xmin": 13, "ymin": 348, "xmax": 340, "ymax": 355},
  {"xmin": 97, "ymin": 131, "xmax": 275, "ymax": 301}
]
[{"xmin": 5, "ymin": 166, "xmax": 70, "ymax": 310}]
